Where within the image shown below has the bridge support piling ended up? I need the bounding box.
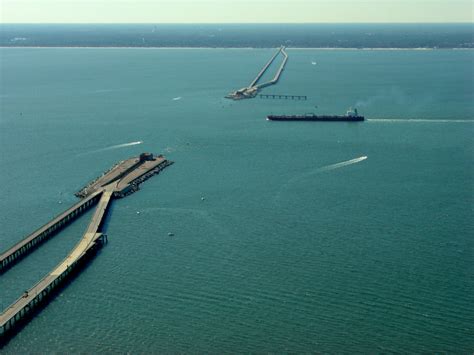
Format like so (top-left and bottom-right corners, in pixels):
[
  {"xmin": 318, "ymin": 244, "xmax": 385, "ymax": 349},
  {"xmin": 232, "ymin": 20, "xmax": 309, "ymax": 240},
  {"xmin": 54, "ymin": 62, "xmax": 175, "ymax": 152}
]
[
  {"xmin": 257, "ymin": 94, "xmax": 307, "ymax": 101},
  {"xmin": 0, "ymin": 235, "xmax": 106, "ymax": 344},
  {"xmin": 0, "ymin": 192, "xmax": 102, "ymax": 275}
]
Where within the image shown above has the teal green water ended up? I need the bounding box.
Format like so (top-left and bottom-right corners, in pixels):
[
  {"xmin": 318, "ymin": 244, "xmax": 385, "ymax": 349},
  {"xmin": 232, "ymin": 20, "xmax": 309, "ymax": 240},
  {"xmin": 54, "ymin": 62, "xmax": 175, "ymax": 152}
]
[{"xmin": 0, "ymin": 48, "xmax": 473, "ymax": 352}]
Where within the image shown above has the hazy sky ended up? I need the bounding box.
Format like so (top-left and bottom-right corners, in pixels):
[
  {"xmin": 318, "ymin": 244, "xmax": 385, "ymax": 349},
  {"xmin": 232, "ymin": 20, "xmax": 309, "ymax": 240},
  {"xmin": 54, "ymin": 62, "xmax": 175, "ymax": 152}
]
[{"xmin": 1, "ymin": 0, "xmax": 472, "ymax": 23}]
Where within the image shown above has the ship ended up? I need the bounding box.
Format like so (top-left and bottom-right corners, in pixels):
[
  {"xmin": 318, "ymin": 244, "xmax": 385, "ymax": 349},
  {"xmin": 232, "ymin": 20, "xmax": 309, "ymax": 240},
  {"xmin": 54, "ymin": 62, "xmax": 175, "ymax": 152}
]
[{"xmin": 267, "ymin": 108, "xmax": 364, "ymax": 122}]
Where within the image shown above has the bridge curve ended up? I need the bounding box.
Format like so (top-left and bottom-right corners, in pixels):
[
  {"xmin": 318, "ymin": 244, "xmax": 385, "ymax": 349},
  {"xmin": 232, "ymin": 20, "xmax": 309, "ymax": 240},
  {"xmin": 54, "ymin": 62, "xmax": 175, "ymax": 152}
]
[
  {"xmin": 255, "ymin": 47, "xmax": 288, "ymax": 89},
  {"xmin": 0, "ymin": 184, "xmax": 115, "ymax": 337},
  {"xmin": 226, "ymin": 46, "xmax": 289, "ymax": 100},
  {"xmin": 248, "ymin": 46, "xmax": 283, "ymax": 88},
  {"xmin": 0, "ymin": 153, "xmax": 173, "ymax": 341},
  {"xmin": 0, "ymin": 190, "xmax": 103, "ymax": 274}
]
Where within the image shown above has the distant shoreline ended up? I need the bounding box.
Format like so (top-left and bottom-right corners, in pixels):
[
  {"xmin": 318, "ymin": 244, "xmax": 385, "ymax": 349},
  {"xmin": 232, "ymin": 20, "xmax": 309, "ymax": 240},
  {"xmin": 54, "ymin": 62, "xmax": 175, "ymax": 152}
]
[
  {"xmin": 2, "ymin": 24, "xmax": 471, "ymax": 51},
  {"xmin": 1, "ymin": 46, "xmax": 473, "ymax": 50}
]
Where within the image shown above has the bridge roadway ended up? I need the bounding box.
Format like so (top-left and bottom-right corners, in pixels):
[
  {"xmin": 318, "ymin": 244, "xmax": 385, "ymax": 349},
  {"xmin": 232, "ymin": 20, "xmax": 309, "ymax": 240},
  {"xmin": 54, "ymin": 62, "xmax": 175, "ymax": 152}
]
[
  {"xmin": 248, "ymin": 46, "xmax": 284, "ymax": 88},
  {"xmin": 225, "ymin": 46, "xmax": 289, "ymax": 100},
  {"xmin": 255, "ymin": 46, "xmax": 288, "ymax": 89},
  {"xmin": 0, "ymin": 184, "xmax": 115, "ymax": 337},
  {"xmin": 0, "ymin": 189, "xmax": 104, "ymax": 274}
]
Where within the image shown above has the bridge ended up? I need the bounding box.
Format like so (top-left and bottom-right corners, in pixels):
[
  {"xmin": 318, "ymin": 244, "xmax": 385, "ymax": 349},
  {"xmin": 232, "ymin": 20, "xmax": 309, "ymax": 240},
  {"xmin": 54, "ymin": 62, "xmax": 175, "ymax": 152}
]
[
  {"xmin": 0, "ymin": 153, "xmax": 173, "ymax": 342},
  {"xmin": 248, "ymin": 46, "xmax": 284, "ymax": 88},
  {"xmin": 259, "ymin": 94, "xmax": 307, "ymax": 100},
  {"xmin": 0, "ymin": 190, "xmax": 103, "ymax": 274},
  {"xmin": 226, "ymin": 46, "xmax": 289, "ymax": 100},
  {"xmin": 0, "ymin": 186, "xmax": 113, "ymax": 338},
  {"xmin": 254, "ymin": 46, "xmax": 288, "ymax": 90}
]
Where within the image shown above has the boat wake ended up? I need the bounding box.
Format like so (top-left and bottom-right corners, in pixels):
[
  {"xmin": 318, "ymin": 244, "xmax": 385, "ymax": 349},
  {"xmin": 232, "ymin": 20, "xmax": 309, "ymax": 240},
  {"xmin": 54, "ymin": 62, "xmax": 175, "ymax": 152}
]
[
  {"xmin": 367, "ymin": 118, "xmax": 474, "ymax": 123},
  {"xmin": 102, "ymin": 141, "xmax": 143, "ymax": 150},
  {"xmin": 172, "ymin": 96, "xmax": 182, "ymax": 101},
  {"xmin": 318, "ymin": 156, "xmax": 368, "ymax": 172},
  {"xmin": 273, "ymin": 156, "xmax": 368, "ymax": 205},
  {"xmin": 78, "ymin": 141, "xmax": 143, "ymax": 156}
]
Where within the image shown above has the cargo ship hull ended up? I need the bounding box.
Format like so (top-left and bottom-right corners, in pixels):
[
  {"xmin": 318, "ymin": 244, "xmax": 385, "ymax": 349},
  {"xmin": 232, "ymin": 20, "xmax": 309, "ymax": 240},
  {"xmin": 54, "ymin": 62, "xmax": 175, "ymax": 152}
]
[{"xmin": 267, "ymin": 114, "xmax": 364, "ymax": 122}]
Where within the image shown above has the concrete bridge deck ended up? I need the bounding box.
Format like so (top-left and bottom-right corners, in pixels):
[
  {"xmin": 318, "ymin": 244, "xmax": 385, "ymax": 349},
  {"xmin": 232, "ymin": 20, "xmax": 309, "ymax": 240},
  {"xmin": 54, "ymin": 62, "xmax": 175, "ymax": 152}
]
[
  {"xmin": 255, "ymin": 47, "xmax": 288, "ymax": 89},
  {"xmin": 0, "ymin": 185, "xmax": 115, "ymax": 337},
  {"xmin": 248, "ymin": 46, "xmax": 284, "ymax": 88},
  {"xmin": 0, "ymin": 153, "xmax": 173, "ymax": 342},
  {"xmin": 226, "ymin": 46, "xmax": 289, "ymax": 100},
  {"xmin": 0, "ymin": 189, "xmax": 103, "ymax": 274}
]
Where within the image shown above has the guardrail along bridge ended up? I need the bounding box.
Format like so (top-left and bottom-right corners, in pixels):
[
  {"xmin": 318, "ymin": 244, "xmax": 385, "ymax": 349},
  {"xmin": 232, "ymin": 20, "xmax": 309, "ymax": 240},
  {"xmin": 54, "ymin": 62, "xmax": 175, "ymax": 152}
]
[{"xmin": 0, "ymin": 152, "xmax": 173, "ymax": 343}]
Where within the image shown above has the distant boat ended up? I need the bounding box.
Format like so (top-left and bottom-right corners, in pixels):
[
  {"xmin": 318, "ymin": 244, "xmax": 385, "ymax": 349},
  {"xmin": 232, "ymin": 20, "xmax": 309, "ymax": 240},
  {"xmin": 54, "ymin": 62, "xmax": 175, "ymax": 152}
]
[{"xmin": 311, "ymin": 61, "xmax": 317, "ymax": 65}]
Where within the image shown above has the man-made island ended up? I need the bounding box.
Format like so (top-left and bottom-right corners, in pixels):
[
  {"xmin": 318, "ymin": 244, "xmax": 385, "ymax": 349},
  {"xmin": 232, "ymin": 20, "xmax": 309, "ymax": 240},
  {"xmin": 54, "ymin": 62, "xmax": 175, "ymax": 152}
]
[{"xmin": 0, "ymin": 153, "xmax": 173, "ymax": 342}]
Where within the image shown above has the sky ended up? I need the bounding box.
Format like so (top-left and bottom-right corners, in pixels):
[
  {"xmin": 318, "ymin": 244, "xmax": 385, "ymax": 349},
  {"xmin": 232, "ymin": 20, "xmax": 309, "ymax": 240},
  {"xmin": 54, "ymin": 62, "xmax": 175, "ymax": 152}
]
[{"xmin": 0, "ymin": 0, "xmax": 472, "ymax": 23}]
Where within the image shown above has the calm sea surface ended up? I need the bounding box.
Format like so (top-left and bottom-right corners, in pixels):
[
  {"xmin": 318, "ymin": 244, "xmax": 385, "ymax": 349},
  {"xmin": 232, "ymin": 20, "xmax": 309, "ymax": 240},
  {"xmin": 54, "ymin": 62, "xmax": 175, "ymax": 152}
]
[{"xmin": 0, "ymin": 48, "xmax": 473, "ymax": 352}]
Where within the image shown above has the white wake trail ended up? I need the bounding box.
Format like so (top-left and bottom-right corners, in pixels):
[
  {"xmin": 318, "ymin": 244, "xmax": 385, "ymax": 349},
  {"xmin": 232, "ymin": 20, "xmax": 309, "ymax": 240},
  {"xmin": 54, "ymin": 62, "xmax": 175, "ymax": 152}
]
[
  {"xmin": 318, "ymin": 156, "xmax": 368, "ymax": 172},
  {"xmin": 273, "ymin": 156, "xmax": 368, "ymax": 205},
  {"xmin": 105, "ymin": 141, "xmax": 143, "ymax": 150},
  {"xmin": 78, "ymin": 141, "xmax": 143, "ymax": 156},
  {"xmin": 367, "ymin": 118, "xmax": 474, "ymax": 123}
]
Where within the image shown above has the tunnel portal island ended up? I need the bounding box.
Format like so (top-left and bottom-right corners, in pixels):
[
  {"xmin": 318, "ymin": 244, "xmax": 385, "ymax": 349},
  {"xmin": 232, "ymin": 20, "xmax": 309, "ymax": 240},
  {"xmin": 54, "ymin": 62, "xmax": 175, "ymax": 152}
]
[
  {"xmin": 0, "ymin": 153, "xmax": 173, "ymax": 341},
  {"xmin": 76, "ymin": 152, "xmax": 173, "ymax": 198}
]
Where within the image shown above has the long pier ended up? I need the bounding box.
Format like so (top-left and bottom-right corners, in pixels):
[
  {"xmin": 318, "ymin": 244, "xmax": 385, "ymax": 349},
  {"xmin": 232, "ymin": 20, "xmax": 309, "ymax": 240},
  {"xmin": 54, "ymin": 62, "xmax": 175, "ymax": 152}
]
[
  {"xmin": 226, "ymin": 46, "xmax": 289, "ymax": 100},
  {"xmin": 255, "ymin": 46, "xmax": 288, "ymax": 89},
  {"xmin": 0, "ymin": 190, "xmax": 103, "ymax": 274},
  {"xmin": 0, "ymin": 186, "xmax": 113, "ymax": 339},
  {"xmin": 248, "ymin": 46, "xmax": 284, "ymax": 88},
  {"xmin": 0, "ymin": 153, "xmax": 173, "ymax": 342},
  {"xmin": 259, "ymin": 94, "xmax": 307, "ymax": 100}
]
